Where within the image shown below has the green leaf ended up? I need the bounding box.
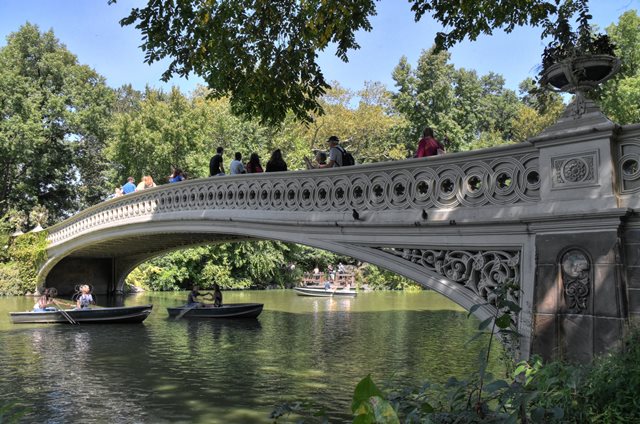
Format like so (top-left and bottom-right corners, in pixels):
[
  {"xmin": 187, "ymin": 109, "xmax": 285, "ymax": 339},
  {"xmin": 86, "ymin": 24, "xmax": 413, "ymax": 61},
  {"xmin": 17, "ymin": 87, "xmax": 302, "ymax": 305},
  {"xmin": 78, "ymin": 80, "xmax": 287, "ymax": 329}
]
[
  {"xmin": 495, "ymin": 314, "xmax": 512, "ymax": 329},
  {"xmin": 420, "ymin": 402, "xmax": 435, "ymax": 413},
  {"xmin": 467, "ymin": 303, "xmax": 487, "ymax": 317},
  {"xmin": 352, "ymin": 375, "xmax": 384, "ymax": 413},
  {"xmin": 531, "ymin": 407, "xmax": 546, "ymax": 423},
  {"xmin": 484, "ymin": 379, "xmax": 510, "ymax": 393},
  {"xmin": 478, "ymin": 317, "xmax": 493, "ymax": 331}
]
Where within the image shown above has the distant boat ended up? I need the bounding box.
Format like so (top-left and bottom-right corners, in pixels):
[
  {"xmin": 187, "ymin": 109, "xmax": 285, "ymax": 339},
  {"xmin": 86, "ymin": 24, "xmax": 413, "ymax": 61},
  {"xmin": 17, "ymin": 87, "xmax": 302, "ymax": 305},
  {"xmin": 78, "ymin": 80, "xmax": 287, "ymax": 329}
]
[
  {"xmin": 294, "ymin": 286, "xmax": 357, "ymax": 297},
  {"xmin": 10, "ymin": 305, "xmax": 153, "ymax": 324},
  {"xmin": 167, "ymin": 303, "xmax": 264, "ymax": 319}
]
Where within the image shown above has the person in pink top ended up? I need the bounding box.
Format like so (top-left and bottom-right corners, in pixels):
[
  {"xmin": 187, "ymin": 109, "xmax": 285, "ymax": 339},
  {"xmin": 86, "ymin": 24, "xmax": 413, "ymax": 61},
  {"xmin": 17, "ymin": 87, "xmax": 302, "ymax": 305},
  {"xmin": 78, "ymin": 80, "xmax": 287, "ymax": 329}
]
[{"xmin": 414, "ymin": 127, "xmax": 445, "ymax": 158}]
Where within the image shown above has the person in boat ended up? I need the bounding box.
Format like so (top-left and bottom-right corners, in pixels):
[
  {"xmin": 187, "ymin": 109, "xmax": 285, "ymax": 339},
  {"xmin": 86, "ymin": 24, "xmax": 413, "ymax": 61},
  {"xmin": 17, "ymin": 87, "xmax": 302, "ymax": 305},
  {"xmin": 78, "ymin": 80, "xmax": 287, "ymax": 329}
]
[
  {"xmin": 33, "ymin": 288, "xmax": 57, "ymax": 312},
  {"xmin": 76, "ymin": 284, "xmax": 95, "ymax": 309},
  {"xmin": 187, "ymin": 285, "xmax": 209, "ymax": 308},
  {"xmin": 324, "ymin": 280, "xmax": 332, "ymax": 291},
  {"xmin": 212, "ymin": 284, "xmax": 223, "ymax": 308}
]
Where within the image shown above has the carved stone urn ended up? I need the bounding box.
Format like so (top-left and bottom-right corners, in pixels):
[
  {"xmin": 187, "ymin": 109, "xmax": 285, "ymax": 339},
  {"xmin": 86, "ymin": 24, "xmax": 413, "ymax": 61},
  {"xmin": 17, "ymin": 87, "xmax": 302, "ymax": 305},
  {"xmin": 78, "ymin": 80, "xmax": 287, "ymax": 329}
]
[
  {"xmin": 540, "ymin": 54, "xmax": 620, "ymax": 118},
  {"xmin": 541, "ymin": 54, "xmax": 621, "ymax": 93}
]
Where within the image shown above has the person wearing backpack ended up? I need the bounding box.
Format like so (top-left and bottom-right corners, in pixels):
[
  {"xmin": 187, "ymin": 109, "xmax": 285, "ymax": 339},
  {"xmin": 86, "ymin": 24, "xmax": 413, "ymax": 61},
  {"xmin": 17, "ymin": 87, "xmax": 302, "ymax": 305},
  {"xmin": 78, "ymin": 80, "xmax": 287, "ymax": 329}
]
[{"xmin": 320, "ymin": 135, "xmax": 354, "ymax": 168}]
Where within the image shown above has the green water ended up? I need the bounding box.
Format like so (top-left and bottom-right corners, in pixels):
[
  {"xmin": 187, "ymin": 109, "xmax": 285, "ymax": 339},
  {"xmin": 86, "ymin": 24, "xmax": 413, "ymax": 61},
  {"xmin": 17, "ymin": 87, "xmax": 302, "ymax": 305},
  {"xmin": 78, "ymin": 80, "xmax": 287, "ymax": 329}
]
[{"xmin": 0, "ymin": 290, "xmax": 504, "ymax": 423}]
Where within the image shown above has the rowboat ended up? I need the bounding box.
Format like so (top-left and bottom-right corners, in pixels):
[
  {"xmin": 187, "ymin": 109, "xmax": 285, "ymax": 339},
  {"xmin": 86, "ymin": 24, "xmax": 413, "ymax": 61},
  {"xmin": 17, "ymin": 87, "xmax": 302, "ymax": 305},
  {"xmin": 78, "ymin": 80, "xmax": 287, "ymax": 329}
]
[
  {"xmin": 294, "ymin": 286, "xmax": 357, "ymax": 297},
  {"xmin": 9, "ymin": 305, "xmax": 153, "ymax": 324},
  {"xmin": 167, "ymin": 303, "xmax": 264, "ymax": 319}
]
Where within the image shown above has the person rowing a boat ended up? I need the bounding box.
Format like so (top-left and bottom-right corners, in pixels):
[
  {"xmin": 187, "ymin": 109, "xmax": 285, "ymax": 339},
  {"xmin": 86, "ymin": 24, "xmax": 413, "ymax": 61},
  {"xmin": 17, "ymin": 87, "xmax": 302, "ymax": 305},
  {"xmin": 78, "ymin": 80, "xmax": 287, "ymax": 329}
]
[
  {"xmin": 33, "ymin": 288, "xmax": 57, "ymax": 312},
  {"xmin": 187, "ymin": 285, "xmax": 210, "ymax": 308},
  {"xmin": 33, "ymin": 287, "xmax": 74, "ymax": 312}
]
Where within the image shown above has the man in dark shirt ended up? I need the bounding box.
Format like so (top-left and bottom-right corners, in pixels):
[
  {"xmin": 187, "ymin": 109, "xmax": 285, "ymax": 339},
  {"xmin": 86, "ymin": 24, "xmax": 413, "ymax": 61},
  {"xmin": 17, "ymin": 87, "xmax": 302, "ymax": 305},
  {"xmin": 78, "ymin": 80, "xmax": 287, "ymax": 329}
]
[{"xmin": 209, "ymin": 146, "xmax": 225, "ymax": 176}]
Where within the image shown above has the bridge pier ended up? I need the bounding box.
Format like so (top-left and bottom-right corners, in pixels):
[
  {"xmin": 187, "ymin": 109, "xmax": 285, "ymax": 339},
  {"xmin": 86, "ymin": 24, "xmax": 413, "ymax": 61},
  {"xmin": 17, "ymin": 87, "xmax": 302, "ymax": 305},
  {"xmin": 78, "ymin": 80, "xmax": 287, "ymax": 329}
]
[{"xmin": 531, "ymin": 227, "xmax": 627, "ymax": 362}]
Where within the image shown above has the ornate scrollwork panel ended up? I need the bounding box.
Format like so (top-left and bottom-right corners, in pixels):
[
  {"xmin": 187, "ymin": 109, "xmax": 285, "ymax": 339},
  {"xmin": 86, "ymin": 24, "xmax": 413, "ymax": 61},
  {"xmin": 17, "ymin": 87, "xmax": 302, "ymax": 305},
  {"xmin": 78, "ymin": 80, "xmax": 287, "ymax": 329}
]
[
  {"xmin": 379, "ymin": 247, "xmax": 521, "ymax": 308},
  {"xmin": 560, "ymin": 249, "xmax": 591, "ymax": 314}
]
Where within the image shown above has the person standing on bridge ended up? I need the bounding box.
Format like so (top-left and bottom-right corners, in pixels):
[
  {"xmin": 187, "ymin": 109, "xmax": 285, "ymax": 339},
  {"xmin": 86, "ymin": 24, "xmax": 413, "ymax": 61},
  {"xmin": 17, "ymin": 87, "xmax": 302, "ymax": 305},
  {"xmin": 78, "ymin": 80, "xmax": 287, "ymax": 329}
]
[
  {"xmin": 122, "ymin": 177, "xmax": 136, "ymax": 194},
  {"xmin": 266, "ymin": 149, "xmax": 288, "ymax": 172},
  {"xmin": 319, "ymin": 136, "xmax": 343, "ymax": 168},
  {"xmin": 209, "ymin": 147, "xmax": 225, "ymax": 176},
  {"xmin": 169, "ymin": 168, "xmax": 186, "ymax": 183},
  {"xmin": 414, "ymin": 127, "xmax": 445, "ymax": 158},
  {"xmin": 245, "ymin": 153, "xmax": 264, "ymax": 173},
  {"xmin": 229, "ymin": 152, "xmax": 246, "ymax": 175}
]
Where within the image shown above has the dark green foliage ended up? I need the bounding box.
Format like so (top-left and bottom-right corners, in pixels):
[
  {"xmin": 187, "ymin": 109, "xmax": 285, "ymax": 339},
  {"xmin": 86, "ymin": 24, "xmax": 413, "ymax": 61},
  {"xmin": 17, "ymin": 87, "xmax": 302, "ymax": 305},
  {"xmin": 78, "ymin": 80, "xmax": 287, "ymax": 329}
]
[
  {"xmin": 343, "ymin": 328, "xmax": 640, "ymax": 423},
  {"xmin": 0, "ymin": 24, "xmax": 115, "ymax": 219},
  {"xmin": 127, "ymin": 241, "xmax": 346, "ymax": 291},
  {"xmin": 360, "ymin": 265, "xmax": 421, "ymax": 291},
  {"xmin": 392, "ymin": 48, "xmax": 520, "ymax": 151},
  {"xmin": 112, "ymin": 0, "xmax": 377, "ymax": 125},
  {"xmin": 410, "ymin": 0, "xmax": 558, "ymax": 51},
  {"xmin": 111, "ymin": 0, "xmax": 588, "ymax": 124},
  {"xmin": 539, "ymin": 0, "xmax": 615, "ymax": 74},
  {"xmin": 582, "ymin": 329, "xmax": 640, "ymax": 422},
  {"xmin": 0, "ymin": 228, "xmax": 49, "ymax": 295}
]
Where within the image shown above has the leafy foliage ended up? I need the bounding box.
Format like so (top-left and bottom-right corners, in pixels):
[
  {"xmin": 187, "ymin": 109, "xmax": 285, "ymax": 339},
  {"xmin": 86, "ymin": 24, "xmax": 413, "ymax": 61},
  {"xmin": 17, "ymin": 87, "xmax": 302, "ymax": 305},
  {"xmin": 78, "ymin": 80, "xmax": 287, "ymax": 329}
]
[
  {"xmin": 0, "ymin": 24, "xmax": 115, "ymax": 219},
  {"xmin": 359, "ymin": 265, "xmax": 421, "ymax": 291},
  {"xmin": 111, "ymin": 0, "xmax": 586, "ymax": 124},
  {"xmin": 111, "ymin": 0, "xmax": 377, "ymax": 125},
  {"xmin": 0, "ymin": 226, "xmax": 49, "ymax": 295},
  {"xmin": 127, "ymin": 241, "xmax": 313, "ymax": 291},
  {"xmin": 599, "ymin": 10, "xmax": 640, "ymax": 124},
  {"xmin": 392, "ymin": 48, "xmax": 521, "ymax": 151}
]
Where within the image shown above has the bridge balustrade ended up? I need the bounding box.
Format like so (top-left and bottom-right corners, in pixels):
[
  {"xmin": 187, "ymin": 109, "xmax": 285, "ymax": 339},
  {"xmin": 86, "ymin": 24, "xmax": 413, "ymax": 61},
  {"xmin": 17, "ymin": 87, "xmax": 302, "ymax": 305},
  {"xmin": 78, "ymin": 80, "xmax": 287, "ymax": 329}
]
[{"xmin": 47, "ymin": 143, "xmax": 540, "ymax": 246}]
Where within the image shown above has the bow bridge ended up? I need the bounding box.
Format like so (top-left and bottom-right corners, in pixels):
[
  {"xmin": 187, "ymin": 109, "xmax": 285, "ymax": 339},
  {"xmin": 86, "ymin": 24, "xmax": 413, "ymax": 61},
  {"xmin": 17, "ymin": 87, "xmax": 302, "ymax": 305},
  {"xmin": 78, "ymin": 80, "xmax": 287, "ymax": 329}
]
[{"xmin": 41, "ymin": 104, "xmax": 640, "ymax": 361}]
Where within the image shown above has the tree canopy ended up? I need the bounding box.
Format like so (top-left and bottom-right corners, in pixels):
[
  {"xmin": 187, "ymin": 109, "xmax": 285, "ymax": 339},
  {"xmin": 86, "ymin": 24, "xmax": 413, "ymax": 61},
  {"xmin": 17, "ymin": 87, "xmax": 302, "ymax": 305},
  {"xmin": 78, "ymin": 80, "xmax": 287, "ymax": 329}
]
[
  {"xmin": 111, "ymin": 0, "xmax": 594, "ymax": 125},
  {"xmin": 0, "ymin": 23, "xmax": 114, "ymax": 220}
]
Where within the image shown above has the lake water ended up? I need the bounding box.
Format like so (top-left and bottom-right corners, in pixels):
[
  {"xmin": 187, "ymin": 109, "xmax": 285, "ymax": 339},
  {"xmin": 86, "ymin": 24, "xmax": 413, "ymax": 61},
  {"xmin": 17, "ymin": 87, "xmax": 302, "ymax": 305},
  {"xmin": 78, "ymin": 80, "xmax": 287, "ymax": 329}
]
[{"xmin": 0, "ymin": 290, "xmax": 504, "ymax": 423}]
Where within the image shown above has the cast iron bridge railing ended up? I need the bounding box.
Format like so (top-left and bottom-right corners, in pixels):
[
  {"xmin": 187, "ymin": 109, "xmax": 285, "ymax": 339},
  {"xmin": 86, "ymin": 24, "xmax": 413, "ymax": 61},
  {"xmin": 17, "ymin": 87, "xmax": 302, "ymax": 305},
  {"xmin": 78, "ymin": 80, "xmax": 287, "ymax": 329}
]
[{"xmin": 47, "ymin": 143, "xmax": 540, "ymax": 246}]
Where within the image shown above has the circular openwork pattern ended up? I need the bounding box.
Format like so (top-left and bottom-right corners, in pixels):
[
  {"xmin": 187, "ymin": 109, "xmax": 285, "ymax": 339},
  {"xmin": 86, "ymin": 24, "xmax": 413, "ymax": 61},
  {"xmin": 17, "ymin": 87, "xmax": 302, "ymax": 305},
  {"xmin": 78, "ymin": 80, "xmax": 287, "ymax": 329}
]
[{"xmin": 47, "ymin": 152, "xmax": 541, "ymax": 244}]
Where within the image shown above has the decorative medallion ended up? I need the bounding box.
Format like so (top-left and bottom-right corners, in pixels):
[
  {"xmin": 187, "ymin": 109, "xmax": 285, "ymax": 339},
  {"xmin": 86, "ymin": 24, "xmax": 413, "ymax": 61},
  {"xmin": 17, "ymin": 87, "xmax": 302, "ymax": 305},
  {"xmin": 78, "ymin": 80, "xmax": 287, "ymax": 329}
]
[
  {"xmin": 552, "ymin": 151, "xmax": 598, "ymax": 189},
  {"xmin": 560, "ymin": 249, "xmax": 591, "ymax": 314},
  {"xmin": 562, "ymin": 158, "xmax": 588, "ymax": 182}
]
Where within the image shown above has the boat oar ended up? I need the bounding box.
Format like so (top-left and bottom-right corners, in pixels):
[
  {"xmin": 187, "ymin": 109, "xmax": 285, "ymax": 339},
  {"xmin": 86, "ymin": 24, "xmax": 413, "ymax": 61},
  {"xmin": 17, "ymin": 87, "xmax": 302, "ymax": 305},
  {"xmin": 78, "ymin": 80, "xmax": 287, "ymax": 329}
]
[
  {"xmin": 175, "ymin": 303, "xmax": 198, "ymax": 320},
  {"xmin": 53, "ymin": 300, "xmax": 78, "ymax": 325}
]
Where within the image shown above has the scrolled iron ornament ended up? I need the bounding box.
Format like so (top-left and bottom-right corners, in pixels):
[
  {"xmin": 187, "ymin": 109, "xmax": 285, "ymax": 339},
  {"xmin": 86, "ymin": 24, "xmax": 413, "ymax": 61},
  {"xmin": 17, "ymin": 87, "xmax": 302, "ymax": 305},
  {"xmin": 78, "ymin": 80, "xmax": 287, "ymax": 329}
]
[
  {"xmin": 382, "ymin": 247, "xmax": 520, "ymax": 308},
  {"xmin": 560, "ymin": 249, "xmax": 591, "ymax": 314}
]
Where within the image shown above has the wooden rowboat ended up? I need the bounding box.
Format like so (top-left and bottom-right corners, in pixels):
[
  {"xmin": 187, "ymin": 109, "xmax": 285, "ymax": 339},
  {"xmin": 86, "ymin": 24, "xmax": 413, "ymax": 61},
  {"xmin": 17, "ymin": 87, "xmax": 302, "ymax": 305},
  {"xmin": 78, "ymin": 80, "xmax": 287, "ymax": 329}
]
[
  {"xmin": 293, "ymin": 286, "xmax": 357, "ymax": 297},
  {"xmin": 167, "ymin": 303, "xmax": 263, "ymax": 319},
  {"xmin": 9, "ymin": 305, "xmax": 153, "ymax": 324}
]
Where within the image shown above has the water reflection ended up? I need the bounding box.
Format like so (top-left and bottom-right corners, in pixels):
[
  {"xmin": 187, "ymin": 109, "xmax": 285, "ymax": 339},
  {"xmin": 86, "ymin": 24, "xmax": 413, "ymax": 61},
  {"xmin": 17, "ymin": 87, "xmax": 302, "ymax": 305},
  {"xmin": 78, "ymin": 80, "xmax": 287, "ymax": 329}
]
[{"xmin": 0, "ymin": 291, "xmax": 504, "ymax": 423}]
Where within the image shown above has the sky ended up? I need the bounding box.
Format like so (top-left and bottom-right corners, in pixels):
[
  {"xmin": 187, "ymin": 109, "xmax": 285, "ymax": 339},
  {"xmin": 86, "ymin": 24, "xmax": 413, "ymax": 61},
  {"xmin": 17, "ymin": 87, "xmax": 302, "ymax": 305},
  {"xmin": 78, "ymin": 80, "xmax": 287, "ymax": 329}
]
[{"xmin": 0, "ymin": 0, "xmax": 638, "ymax": 96}]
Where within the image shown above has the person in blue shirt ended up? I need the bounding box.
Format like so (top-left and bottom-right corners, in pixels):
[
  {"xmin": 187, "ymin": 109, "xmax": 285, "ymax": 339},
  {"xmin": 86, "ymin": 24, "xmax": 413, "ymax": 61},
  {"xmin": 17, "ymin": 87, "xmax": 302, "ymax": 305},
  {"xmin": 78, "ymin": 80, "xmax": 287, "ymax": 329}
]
[
  {"xmin": 169, "ymin": 168, "xmax": 186, "ymax": 183},
  {"xmin": 122, "ymin": 177, "xmax": 136, "ymax": 194},
  {"xmin": 229, "ymin": 152, "xmax": 246, "ymax": 175}
]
